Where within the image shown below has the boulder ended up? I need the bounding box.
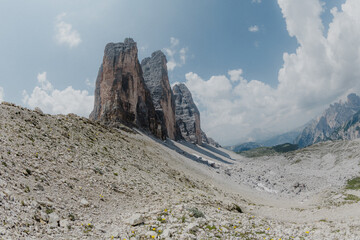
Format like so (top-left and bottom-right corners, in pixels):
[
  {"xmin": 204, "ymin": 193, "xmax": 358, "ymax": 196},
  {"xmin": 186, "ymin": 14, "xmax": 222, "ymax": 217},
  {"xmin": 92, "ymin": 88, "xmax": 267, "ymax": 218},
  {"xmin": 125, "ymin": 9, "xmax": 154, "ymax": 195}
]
[{"xmin": 127, "ymin": 213, "xmax": 144, "ymax": 226}]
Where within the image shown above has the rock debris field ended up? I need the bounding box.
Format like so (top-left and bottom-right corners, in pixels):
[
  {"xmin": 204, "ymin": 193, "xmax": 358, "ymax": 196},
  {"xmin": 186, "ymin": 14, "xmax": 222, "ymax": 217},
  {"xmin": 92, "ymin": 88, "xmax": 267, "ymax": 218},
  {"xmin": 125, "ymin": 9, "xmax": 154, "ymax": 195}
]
[{"xmin": 1, "ymin": 102, "xmax": 360, "ymax": 239}]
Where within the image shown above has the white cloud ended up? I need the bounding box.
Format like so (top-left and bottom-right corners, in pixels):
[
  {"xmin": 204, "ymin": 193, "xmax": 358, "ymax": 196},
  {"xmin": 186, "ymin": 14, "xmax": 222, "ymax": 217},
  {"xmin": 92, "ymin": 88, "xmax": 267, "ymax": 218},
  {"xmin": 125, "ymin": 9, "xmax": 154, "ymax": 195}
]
[
  {"xmin": 179, "ymin": 47, "xmax": 188, "ymax": 64},
  {"xmin": 228, "ymin": 69, "xmax": 244, "ymax": 83},
  {"xmin": 170, "ymin": 37, "xmax": 179, "ymax": 47},
  {"xmin": 37, "ymin": 72, "xmax": 53, "ymax": 91},
  {"xmin": 23, "ymin": 72, "xmax": 93, "ymax": 117},
  {"xmin": 185, "ymin": 0, "xmax": 360, "ymax": 145},
  {"xmin": 252, "ymin": 0, "xmax": 262, "ymax": 3},
  {"xmin": 85, "ymin": 78, "xmax": 94, "ymax": 88},
  {"xmin": 0, "ymin": 86, "xmax": 4, "ymax": 102},
  {"xmin": 55, "ymin": 13, "xmax": 82, "ymax": 48},
  {"xmin": 248, "ymin": 25, "xmax": 259, "ymax": 32},
  {"xmin": 163, "ymin": 37, "xmax": 188, "ymax": 71}
]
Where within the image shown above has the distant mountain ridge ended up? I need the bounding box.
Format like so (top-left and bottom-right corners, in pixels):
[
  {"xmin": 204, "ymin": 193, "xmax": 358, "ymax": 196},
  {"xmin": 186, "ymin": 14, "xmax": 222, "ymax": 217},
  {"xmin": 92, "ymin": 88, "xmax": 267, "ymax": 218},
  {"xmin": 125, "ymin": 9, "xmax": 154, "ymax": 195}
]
[
  {"xmin": 228, "ymin": 93, "xmax": 360, "ymax": 151},
  {"xmin": 295, "ymin": 93, "xmax": 360, "ymax": 148},
  {"xmin": 227, "ymin": 129, "xmax": 301, "ymax": 152}
]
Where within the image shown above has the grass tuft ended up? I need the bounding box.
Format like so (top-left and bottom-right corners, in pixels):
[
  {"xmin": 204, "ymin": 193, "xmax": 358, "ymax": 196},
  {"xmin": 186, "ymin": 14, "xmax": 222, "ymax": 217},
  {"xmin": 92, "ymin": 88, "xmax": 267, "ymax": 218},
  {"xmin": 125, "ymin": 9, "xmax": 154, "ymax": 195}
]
[{"xmin": 346, "ymin": 177, "xmax": 360, "ymax": 190}]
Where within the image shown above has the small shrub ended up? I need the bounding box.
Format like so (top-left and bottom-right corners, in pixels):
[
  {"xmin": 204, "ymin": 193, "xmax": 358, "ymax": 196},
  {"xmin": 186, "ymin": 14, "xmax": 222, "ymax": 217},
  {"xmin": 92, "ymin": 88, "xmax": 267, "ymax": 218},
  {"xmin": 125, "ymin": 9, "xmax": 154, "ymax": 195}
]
[
  {"xmin": 83, "ymin": 223, "xmax": 93, "ymax": 233},
  {"xmin": 187, "ymin": 207, "xmax": 205, "ymax": 218},
  {"xmin": 344, "ymin": 194, "xmax": 360, "ymax": 201},
  {"xmin": 25, "ymin": 168, "xmax": 32, "ymax": 176},
  {"xmin": 93, "ymin": 167, "xmax": 103, "ymax": 175},
  {"xmin": 157, "ymin": 216, "xmax": 166, "ymax": 223},
  {"xmin": 68, "ymin": 213, "xmax": 76, "ymax": 221},
  {"xmin": 205, "ymin": 225, "xmax": 216, "ymax": 231},
  {"xmin": 24, "ymin": 185, "xmax": 30, "ymax": 193},
  {"xmin": 232, "ymin": 204, "xmax": 243, "ymax": 213},
  {"xmin": 46, "ymin": 208, "xmax": 54, "ymax": 214}
]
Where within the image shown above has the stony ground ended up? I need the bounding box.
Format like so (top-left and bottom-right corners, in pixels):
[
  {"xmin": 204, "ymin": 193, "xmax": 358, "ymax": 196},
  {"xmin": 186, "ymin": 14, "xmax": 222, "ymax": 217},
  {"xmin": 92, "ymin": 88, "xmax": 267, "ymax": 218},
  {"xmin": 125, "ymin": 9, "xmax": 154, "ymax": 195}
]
[{"xmin": 1, "ymin": 102, "xmax": 360, "ymax": 239}]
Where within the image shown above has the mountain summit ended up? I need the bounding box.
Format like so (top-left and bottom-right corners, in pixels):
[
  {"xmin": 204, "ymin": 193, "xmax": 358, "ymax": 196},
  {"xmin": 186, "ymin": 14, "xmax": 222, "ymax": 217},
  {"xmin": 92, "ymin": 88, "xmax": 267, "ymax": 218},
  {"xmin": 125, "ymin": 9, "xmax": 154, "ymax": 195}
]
[
  {"xmin": 295, "ymin": 93, "xmax": 360, "ymax": 148},
  {"xmin": 89, "ymin": 38, "xmax": 162, "ymax": 138},
  {"xmin": 141, "ymin": 50, "xmax": 180, "ymax": 140},
  {"xmin": 90, "ymin": 38, "xmax": 214, "ymax": 145}
]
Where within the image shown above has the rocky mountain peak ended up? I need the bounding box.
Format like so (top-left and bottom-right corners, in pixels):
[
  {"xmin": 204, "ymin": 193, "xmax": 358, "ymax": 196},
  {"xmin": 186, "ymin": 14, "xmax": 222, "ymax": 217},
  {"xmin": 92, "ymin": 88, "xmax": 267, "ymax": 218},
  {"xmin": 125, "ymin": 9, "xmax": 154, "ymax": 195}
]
[
  {"xmin": 141, "ymin": 50, "xmax": 179, "ymax": 140},
  {"xmin": 173, "ymin": 83, "xmax": 202, "ymax": 144},
  {"xmin": 295, "ymin": 93, "xmax": 360, "ymax": 148},
  {"xmin": 347, "ymin": 93, "xmax": 360, "ymax": 107},
  {"xmin": 90, "ymin": 38, "xmax": 215, "ymax": 144},
  {"xmin": 89, "ymin": 38, "xmax": 162, "ymax": 138},
  {"xmin": 104, "ymin": 39, "xmax": 137, "ymax": 59}
]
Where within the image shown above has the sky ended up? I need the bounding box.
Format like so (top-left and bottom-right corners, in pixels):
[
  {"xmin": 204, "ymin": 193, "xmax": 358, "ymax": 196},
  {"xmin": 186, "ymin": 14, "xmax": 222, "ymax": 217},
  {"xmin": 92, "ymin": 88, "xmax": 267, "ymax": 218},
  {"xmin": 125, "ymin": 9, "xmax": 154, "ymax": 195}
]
[{"xmin": 1, "ymin": 0, "xmax": 360, "ymax": 145}]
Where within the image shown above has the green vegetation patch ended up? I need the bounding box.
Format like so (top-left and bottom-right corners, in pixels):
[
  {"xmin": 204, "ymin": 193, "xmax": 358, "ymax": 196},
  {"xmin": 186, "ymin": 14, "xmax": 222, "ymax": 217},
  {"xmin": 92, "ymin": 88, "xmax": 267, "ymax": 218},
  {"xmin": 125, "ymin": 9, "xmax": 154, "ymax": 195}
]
[
  {"xmin": 238, "ymin": 143, "xmax": 298, "ymax": 158},
  {"xmin": 272, "ymin": 143, "xmax": 298, "ymax": 153},
  {"xmin": 344, "ymin": 194, "xmax": 360, "ymax": 201},
  {"xmin": 187, "ymin": 207, "xmax": 205, "ymax": 218},
  {"xmin": 238, "ymin": 147, "xmax": 276, "ymax": 158},
  {"xmin": 346, "ymin": 177, "xmax": 360, "ymax": 190}
]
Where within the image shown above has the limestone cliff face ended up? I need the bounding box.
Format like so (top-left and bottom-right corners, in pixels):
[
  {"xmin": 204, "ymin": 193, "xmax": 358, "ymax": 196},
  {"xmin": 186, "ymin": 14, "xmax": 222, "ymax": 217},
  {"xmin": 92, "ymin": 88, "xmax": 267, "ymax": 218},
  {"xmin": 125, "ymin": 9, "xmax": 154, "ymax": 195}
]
[
  {"xmin": 141, "ymin": 51, "xmax": 179, "ymax": 140},
  {"xmin": 89, "ymin": 38, "xmax": 162, "ymax": 138},
  {"xmin": 295, "ymin": 93, "xmax": 360, "ymax": 148},
  {"xmin": 173, "ymin": 83, "xmax": 202, "ymax": 144}
]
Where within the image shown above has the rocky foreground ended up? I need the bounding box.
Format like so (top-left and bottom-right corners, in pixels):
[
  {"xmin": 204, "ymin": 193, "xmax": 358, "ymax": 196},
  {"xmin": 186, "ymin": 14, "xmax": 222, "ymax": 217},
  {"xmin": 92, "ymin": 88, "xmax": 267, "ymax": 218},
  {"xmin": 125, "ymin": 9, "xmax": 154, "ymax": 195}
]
[{"xmin": 1, "ymin": 102, "xmax": 360, "ymax": 239}]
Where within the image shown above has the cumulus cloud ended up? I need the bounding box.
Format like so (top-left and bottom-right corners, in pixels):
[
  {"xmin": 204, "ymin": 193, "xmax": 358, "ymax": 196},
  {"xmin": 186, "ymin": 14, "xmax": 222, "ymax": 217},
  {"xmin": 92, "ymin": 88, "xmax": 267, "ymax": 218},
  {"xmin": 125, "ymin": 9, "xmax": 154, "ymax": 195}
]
[
  {"xmin": 228, "ymin": 69, "xmax": 245, "ymax": 83},
  {"xmin": 185, "ymin": 70, "xmax": 278, "ymax": 144},
  {"xmin": 163, "ymin": 37, "xmax": 188, "ymax": 71},
  {"xmin": 0, "ymin": 86, "xmax": 4, "ymax": 102},
  {"xmin": 55, "ymin": 13, "xmax": 82, "ymax": 48},
  {"xmin": 248, "ymin": 25, "xmax": 259, "ymax": 32},
  {"xmin": 23, "ymin": 72, "xmax": 93, "ymax": 117},
  {"xmin": 185, "ymin": 0, "xmax": 360, "ymax": 145}
]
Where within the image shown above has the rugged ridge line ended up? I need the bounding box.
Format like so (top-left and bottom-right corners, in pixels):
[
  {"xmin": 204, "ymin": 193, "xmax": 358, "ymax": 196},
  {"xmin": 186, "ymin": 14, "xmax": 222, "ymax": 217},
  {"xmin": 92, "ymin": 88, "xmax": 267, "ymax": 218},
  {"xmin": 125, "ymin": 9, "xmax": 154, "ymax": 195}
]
[{"xmin": 295, "ymin": 93, "xmax": 360, "ymax": 148}]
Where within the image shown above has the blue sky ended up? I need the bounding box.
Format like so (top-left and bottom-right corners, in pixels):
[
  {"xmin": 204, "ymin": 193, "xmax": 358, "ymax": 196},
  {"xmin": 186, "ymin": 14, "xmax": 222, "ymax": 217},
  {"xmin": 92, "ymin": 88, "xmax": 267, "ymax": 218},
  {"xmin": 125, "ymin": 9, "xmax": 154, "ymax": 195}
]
[
  {"xmin": 0, "ymin": 0, "xmax": 295, "ymax": 94},
  {"xmin": 1, "ymin": 0, "xmax": 359, "ymax": 145}
]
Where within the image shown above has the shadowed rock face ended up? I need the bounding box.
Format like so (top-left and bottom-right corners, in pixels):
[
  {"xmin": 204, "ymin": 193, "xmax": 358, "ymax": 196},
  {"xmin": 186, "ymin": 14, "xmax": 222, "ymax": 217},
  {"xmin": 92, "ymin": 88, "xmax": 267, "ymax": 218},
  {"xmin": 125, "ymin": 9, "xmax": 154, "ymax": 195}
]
[
  {"xmin": 173, "ymin": 83, "xmax": 202, "ymax": 144},
  {"xmin": 141, "ymin": 51, "xmax": 179, "ymax": 140},
  {"xmin": 89, "ymin": 38, "xmax": 162, "ymax": 138}
]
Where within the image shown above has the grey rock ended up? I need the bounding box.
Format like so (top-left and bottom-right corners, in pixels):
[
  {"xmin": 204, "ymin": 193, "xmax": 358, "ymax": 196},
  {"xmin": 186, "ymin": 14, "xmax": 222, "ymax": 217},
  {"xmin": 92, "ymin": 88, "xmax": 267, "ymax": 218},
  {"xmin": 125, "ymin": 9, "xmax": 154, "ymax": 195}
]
[
  {"xmin": 0, "ymin": 227, "xmax": 6, "ymax": 235},
  {"xmin": 40, "ymin": 211, "xmax": 49, "ymax": 222},
  {"xmin": 59, "ymin": 219, "xmax": 70, "ymax": 229},
  {"xmin": 185, "ymin": 222, "xmax": 199, "ymax": 233},
  {"xmin": 0, "ymin": 179, "xmax": 7, "ymax": 188},
  {"xmin": 145, "ymin": 231, "xmax": 157, "ymax": 237},
  {"xmin": 34, "ymin": 184, "xmax": 44, "ymax": 191},
  {"xmin": 141, "ymin": 50, "xmax": 180, "ymax": 140},
  {"xmin": 34, "ymin": 107, "xmax": 43, "ymax": 115},
  {"xmin": 48, "ymin": 212, "xmax": 59, "ymax": 228},
  {"xmin": 127, "ymin": 213, "xmax": 144, "ymax": 226},
  {"xmin": 80, "ymin": 198, "xmax": 89, "ymax": 207},
  {"xmin": 295, "ymin": 93, "xmax": 360, "ymax": 148},
  {"xmin": 162, "ymin": 228, "xmax": 172, "ymax": 238},
  {"xmin": 207, "ymin": 137, "xmax": 221, "ymax": 147},
  {"xmin": 173, "ymin": 83, "xmax": 202, "ymax": 144}
]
